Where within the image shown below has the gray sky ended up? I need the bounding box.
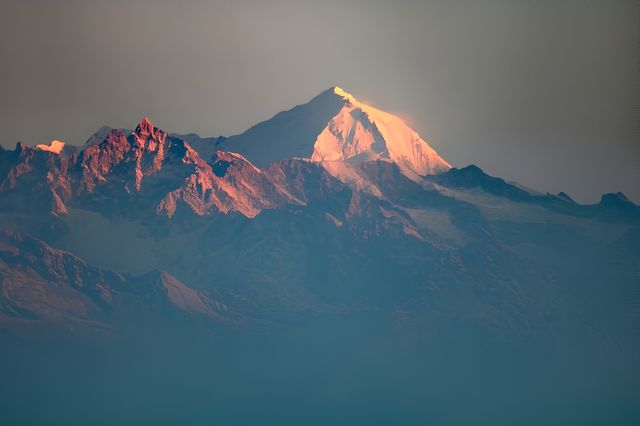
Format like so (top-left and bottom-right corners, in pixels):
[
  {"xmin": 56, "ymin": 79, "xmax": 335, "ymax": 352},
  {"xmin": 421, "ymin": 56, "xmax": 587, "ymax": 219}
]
[{"xmin": 1, "ymin": 0, "xmax": 638, "ymax": 203}]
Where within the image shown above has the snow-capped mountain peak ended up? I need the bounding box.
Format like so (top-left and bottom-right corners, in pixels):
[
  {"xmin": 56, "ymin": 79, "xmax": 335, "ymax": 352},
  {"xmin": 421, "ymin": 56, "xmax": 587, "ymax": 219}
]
[
  {"xmin": 311, "ymin": 87, "xmax": 451, "ymax": 175},
  {"xmin": 215, "ymin": 86, "xmax": 451, "ymax": 176}
]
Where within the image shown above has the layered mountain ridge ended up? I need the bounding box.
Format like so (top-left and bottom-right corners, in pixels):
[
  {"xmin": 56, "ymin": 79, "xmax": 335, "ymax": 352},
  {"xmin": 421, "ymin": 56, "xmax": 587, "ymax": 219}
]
[
  {"xmin": 0, "ymin": 230, "xmax": 236, "ymax": 338},
  {"xmin": 2, "ymin": 117, "xmax": 299, "ymax": 219},
  {"xmin": 0, "ymin": 87, "xmax": 638, "ymax": 342}
]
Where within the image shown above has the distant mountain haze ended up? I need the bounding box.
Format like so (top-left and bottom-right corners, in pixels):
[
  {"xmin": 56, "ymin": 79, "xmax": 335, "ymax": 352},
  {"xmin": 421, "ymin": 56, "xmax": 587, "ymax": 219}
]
[
  {"xmin": 1, "ymin": 2, "xmax": 638, "ymax": 423},
  {"xmin": 1, "ymin": 94, "xmax": 638, "ymax": 333},
  {"xmin": 1, "ymin": 85, "xmax": 639, "ymax": 425}
]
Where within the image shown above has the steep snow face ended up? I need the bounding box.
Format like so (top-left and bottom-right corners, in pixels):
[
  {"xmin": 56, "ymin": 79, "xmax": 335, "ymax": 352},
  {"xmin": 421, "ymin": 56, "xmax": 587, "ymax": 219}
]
[
  {"xmin": 217, "ymin": 87, "xmax": 347, "ymax": 166},
  {"xmin": 219, "ymin": 86, "xmax": 450, "ymax": 176},
  {"xmin": 35, "ymin": 140, "xmax": 65, "ymax": 154},
  {"xmin": 312, "ymin": 87, "xmax": 451, "ymax": 175}
]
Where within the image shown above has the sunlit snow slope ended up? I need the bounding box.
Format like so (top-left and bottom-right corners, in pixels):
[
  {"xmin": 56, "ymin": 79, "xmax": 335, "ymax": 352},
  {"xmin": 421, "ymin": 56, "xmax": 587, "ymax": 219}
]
[{"xmin": 218, "ymin": 87, "xmax": 451, "ymax": 175}]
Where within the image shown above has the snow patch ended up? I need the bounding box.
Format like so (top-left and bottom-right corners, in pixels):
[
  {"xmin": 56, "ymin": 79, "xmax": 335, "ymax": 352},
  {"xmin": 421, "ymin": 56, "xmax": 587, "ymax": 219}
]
[
  {"xmin": 35, "ymin": 140, "xmax": 65, "ymax": 154},
  {"xmin": 321, "ymin": 161, "xmax": 383, "ymax": 198}
]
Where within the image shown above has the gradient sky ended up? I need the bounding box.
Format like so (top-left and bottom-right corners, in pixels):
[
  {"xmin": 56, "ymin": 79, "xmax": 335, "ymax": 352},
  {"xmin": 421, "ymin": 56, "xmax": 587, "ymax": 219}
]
[{"xmin": 1, "ymin": 0, "xmax": 638, "ymax": 202}]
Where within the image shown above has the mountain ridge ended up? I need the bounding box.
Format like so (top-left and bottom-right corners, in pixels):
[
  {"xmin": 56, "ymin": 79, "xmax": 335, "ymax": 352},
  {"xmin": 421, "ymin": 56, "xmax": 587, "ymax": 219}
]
[{"xmin": 0, "ymin": 88, "xmax": 638, "ymax": 343}]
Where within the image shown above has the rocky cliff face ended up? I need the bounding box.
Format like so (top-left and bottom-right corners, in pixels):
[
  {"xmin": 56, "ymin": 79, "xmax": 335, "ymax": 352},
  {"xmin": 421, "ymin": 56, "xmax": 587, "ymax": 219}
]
[
  {"xmin": 2, "ymin": 118, "xmax": 302, "ymax": 219},
  {"xmin": 0, "ymin": 142, "xmax": 72, "ymax": 214}
]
